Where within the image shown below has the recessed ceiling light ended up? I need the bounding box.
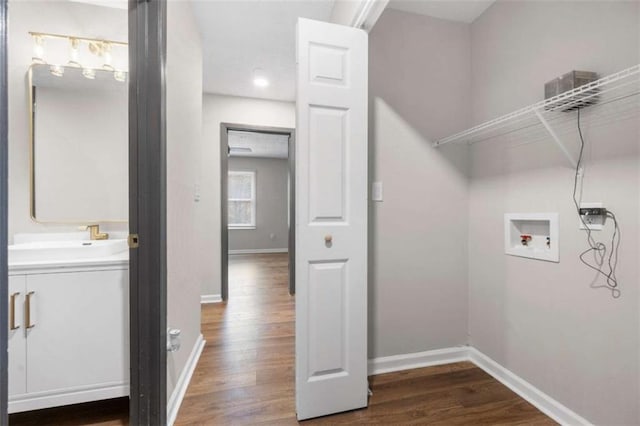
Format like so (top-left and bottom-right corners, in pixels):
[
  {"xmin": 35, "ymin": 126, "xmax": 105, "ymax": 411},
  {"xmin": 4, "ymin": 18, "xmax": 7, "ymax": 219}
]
[{"xmin": 253, "ymin": 68, "xmax": 269, "ymax": 88}]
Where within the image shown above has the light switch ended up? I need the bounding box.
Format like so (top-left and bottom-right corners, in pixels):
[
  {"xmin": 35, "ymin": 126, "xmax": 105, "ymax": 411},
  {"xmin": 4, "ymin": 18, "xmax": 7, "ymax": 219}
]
[
  {"xmin": 194, "ymin": 183, "xmax": 201, "ymax": 202},
  {"xmin": 372, "ymin": 182, "xmax": 383, "ymax": 202}
]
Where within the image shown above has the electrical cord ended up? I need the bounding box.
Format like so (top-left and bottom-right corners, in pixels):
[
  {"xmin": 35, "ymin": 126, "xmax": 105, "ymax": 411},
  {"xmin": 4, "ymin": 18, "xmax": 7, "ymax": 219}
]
[{"xmin": 572, "ymin": 108, "xmax": 621, "ymax": 298}]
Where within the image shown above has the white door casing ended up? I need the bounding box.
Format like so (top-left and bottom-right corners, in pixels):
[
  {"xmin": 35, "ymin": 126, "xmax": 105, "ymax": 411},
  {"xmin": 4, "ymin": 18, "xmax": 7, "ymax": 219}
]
[{"xmin": 295, "ymin": 18, "xmax": 368, "ymax": 420}]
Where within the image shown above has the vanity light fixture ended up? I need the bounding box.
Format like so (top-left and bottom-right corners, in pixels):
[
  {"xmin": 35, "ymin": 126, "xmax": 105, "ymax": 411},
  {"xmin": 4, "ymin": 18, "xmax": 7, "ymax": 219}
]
[
  {"xmin": 82, "ymin": 68, "xmax": 96, "ymax": 80},
  {"xmin": 253, "ymin": 68, "xmax": 270, "ymax": 88},
  {"xmin": 49, "ymin": 64, "xmax": 64, "ymax": 77},
  {"xmin": 31, "ymin": 34, "xmax": 45, "ymax": 64},
  {"xmin": 29, "ymin": 32, "xmax": 128, "ymax": 81}
]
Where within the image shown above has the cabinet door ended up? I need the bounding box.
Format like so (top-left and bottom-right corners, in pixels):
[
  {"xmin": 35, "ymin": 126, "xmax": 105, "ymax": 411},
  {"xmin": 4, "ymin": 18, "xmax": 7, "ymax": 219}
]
[
  {"xmin": 25, "ymin": 269, "xmax": 129, "ymax": 394},
  {"xmin": 8, "ymin": 275, "xmax": 26, "ymax": 397}
]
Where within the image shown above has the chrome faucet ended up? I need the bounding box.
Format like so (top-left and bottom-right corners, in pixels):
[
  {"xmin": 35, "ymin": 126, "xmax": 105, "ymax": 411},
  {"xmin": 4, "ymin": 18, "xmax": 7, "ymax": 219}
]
[{"xmin": 85, "ymin": 224, "xmax": 109, "ymax": 240}]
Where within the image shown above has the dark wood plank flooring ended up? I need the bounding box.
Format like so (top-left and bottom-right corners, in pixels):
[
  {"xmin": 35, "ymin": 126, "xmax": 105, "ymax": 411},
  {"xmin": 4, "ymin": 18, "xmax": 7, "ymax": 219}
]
[
  {"xmin": 175, "ymin": 253, "xmax": 555, "ymax": 425},
  {"xmin": 9, "ymin": 397, "xmax": 128, "ymax": 426},
  {"xmin": 10, "ymin": 253, "xmax": 555, "ymax": 425}
]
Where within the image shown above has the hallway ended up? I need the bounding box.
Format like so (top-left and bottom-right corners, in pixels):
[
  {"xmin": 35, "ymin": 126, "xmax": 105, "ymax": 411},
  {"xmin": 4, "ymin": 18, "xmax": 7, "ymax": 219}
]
[{"xmin": 175, "ymin": 253, "xmax": 295, "ymax": 424}]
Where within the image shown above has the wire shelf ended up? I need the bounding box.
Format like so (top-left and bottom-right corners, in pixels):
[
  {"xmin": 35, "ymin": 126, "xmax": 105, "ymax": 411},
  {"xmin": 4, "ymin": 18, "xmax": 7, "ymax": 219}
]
[{"xmin": 433, "ymin": 64, "xmax": 640, "ymax": 149}]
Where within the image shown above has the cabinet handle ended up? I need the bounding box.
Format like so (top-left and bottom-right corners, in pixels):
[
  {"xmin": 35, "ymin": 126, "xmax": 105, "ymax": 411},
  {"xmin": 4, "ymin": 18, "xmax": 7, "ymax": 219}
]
[
  {"xmin": 25, "ymin": 291, "xmax": 35, "ymax": 329},
  {"xmin": 10, "ymin": 292, "xmax": 20, "ymax": 330}
]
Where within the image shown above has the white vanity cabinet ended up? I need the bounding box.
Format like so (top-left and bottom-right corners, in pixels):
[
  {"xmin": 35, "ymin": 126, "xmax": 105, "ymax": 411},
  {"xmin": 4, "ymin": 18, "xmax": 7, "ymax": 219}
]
[{"xmin": 7, "ymin": 265, "xmax": 129, "ymax": 413}]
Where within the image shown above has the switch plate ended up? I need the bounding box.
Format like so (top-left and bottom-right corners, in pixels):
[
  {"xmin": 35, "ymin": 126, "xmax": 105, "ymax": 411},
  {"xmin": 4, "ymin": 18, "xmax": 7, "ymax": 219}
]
[
  {"xmin": 194, "ymin": 183, "xmax": 201, "ymax": 202},
  {"xmin": 372, "ymin": 182, "xmax": 383, "ymax": 202}
]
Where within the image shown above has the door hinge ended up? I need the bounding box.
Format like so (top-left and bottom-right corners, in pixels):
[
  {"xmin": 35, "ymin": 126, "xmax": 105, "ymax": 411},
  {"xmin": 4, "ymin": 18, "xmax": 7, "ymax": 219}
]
[{"xmin": 128, "ymin": 233, "xmax": 140, "ymax": 249}]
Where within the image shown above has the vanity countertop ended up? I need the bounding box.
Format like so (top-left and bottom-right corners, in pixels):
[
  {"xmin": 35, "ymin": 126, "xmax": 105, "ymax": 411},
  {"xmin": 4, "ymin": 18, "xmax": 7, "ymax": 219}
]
[
  {"xmin": 9, "ymin": 235, "xmax": 129, "ymax": 273},
  {"xmin": 9, "ymin": 251, "xmax": 129, "ymax": 273}
]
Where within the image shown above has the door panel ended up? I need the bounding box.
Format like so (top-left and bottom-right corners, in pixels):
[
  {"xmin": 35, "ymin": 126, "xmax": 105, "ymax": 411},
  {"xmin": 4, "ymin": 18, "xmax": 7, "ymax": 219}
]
[
  {"xmin": 309, "ymin": 106, "xmax": 348, "ymax": 222},
  {"xmin": 308, "ymin": 260, "xmax": 347, "ymax": 378},
  {"xmin": 295, "ymin": 18, "xmax": 368, "ymax": 421},
  {"xmin": 25, "ymin": 270, "xmax": 129, "ymax": 393}
]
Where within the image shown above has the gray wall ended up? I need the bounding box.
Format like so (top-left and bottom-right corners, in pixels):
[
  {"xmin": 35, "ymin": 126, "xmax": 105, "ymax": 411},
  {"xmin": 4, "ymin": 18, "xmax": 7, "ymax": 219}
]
[
  {"xmin": 368, "ymin": 9, "xmax": 471, "ymax": 358},
  {"xmin": 468, "ymin": 1, "xmax": 639, "ymax": 424},
  {"xmin": 8, "ymin": 0, "xmax": 128, "ymax": 238},
  {"xmin": 200, "ymin": 94, "xmax": 295, "ymax": 297},
  {"xmin": 229, "ymin": 157, "xmax": 289, "ymax": 252},
  {"xmin": 166, "ymin": 0, "xmax": 204, "ymax": 400}
]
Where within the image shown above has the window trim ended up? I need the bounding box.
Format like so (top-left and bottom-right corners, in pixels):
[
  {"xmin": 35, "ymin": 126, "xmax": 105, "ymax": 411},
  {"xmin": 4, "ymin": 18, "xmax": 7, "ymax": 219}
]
[{"xmin": 228, "ymin": 170, "xmax": 256, "ymax": 229}]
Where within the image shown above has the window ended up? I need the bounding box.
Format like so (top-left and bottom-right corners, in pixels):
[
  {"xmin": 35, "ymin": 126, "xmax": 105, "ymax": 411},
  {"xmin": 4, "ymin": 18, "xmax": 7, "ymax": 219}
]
[{"xmin": 228, "ymin": 171, "xmax": 256, "ymax": 229}]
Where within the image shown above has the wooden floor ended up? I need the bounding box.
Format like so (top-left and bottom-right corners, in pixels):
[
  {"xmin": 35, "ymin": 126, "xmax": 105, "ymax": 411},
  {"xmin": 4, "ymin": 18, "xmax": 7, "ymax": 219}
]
[
  {"xmin": 10, "ymin": 253, "xmax": 555, "ymax": 425},
  {"xmin": 8, "ymin": 397, "xmax": 128, "ymax": 426},
  {"xmin": 175, "ymin": 253, "xmax": 555, "ymax": 425}
]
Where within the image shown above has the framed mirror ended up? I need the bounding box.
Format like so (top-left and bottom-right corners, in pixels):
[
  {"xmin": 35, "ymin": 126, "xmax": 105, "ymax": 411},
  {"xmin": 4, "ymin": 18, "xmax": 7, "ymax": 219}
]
[{"xmin": 28, "ymin": 63, "xmax": 128, "ymax": 223}]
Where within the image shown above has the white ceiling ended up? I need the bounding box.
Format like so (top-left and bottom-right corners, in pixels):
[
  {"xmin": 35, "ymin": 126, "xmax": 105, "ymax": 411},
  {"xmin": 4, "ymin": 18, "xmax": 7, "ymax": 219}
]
[
  {"xmin": 387, "ymin": 0, "xmax": 495, "ymax": 23},
  {"xmin": 192, "ymin": 0, "xmax": 335, "ymax": 102},
  {"xmin": 228, "ymin": 131, "xmax": 289, "ymax": 159},
  {"xmin": 69, "ymin": 0, "xmax": 494, "ymax": 101}
]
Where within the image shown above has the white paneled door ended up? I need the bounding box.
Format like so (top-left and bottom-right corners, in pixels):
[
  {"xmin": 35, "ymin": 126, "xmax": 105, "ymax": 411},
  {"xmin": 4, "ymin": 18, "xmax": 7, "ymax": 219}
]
[{"xmin": 295, "ymin": 18, "xmax": 368, "ymax": 420}]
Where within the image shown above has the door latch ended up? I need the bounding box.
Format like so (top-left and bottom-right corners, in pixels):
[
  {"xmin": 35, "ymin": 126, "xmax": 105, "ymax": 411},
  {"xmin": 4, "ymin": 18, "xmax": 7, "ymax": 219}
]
[{"xmin": 128, "ymin": 233, "xmax": 140, "ymax": 249}]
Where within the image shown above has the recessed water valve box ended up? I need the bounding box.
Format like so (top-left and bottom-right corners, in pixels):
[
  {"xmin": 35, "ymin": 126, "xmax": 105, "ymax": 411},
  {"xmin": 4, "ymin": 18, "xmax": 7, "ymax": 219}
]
[{"xmin": 505, "ymin": 213, "xmax": 559, "ymax": 262}]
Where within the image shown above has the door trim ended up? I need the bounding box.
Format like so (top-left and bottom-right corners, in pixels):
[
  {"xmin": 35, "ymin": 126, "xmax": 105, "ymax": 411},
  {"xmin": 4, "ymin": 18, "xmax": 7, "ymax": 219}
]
[
  {"xmin": 0, "ymin": 0, "xmax": 9, "ymax": 422},
  {"xmin": 220, "ymin": 123, "xmax": 296, "ymax": 300},
  {"xmin": 128, "ymin": 0, "xmax": 167, "ymax": 424}
]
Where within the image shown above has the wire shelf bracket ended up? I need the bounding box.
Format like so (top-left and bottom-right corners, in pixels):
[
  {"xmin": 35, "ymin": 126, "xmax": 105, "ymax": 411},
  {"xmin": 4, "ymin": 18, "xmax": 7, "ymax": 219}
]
[{"xmin": 532, "ymin": 107, "xmax": 577, "ymax": 169}]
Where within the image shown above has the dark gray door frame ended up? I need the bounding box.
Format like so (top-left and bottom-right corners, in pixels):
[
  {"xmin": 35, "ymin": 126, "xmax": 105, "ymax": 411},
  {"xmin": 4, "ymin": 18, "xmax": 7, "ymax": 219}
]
[
  {"xmin": 0, "ymin": 0, "xmax": 9, "ymax": 423},
  {"xmin": 220, "ymin": 123, "xmax": 296, "ymax": 301},
  {"xmin": 128, "ymin": 0, "xmax": 167, "ymax": 424},
  {"xmin": 0, "ymin": 1, "xmax": 168, "ymax": 423}
]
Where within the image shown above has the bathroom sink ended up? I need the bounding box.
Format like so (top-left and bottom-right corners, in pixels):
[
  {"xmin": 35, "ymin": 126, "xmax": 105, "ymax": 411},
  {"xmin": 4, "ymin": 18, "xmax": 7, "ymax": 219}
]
[{"xmin": 8, "ymin": 239, "xmax": 128, "ymax": 263}]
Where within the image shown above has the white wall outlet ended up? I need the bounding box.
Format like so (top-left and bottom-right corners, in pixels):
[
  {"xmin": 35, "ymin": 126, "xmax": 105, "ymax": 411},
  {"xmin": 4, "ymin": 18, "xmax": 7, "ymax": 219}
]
[
  {"xmin": 372, "ymin": 181, "xmax": 383, "ymax": 202},
  {"xmin": 579, "ymin": 202, "xmax": 605, "ymax": 231}
]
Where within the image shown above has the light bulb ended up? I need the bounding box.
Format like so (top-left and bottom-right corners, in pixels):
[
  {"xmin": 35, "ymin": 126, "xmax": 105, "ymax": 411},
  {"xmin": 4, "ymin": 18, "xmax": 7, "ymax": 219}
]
[
  {"xmin": 102, "ymin": 43, "xmax": 114, "ymax": 71},
  {"xmin": 49, "ymin": 65, "xmax": 64, "ymax": 77},
  {"xmin": 32, "ymin": 35, "xmax": 45, "ymax": 64},
  {"xmin": 82, "ymin": 68, "xmax": 96, "ymax": 80},
  {"xmin": 113, "ymin": 70, "xmax": 127, "ymax": 82},
  {"xmin": 68, "ymin": 38, "xmax": 81, "ymax": 68}
]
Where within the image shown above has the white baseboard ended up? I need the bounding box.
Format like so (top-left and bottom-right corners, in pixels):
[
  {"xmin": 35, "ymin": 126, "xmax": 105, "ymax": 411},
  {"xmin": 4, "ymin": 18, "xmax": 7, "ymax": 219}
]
[
  {"xmin": 201, "ymin": 294, "xmax": 222, "ymax": 304},
  {"xmin": 167, "ymin": 334, "xmax": 206, "ymax": 426},
  {"xmin": 368, "ymin": 346, "xmax": 591, "ymax": 426},
  {"xmin": 368, "ymin": 346, "xmax": 468, "ymax": 376},
  {"xmin": 8, "ymin": 383, "xmax": 128, "ymax": 414},
  {"xmin": 229, "ymin": 248, "xmax": 288, "ymax": 255},
  {"xmin": 467, "ymin": 348, "xmax": 592, "ymax": 426}
]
